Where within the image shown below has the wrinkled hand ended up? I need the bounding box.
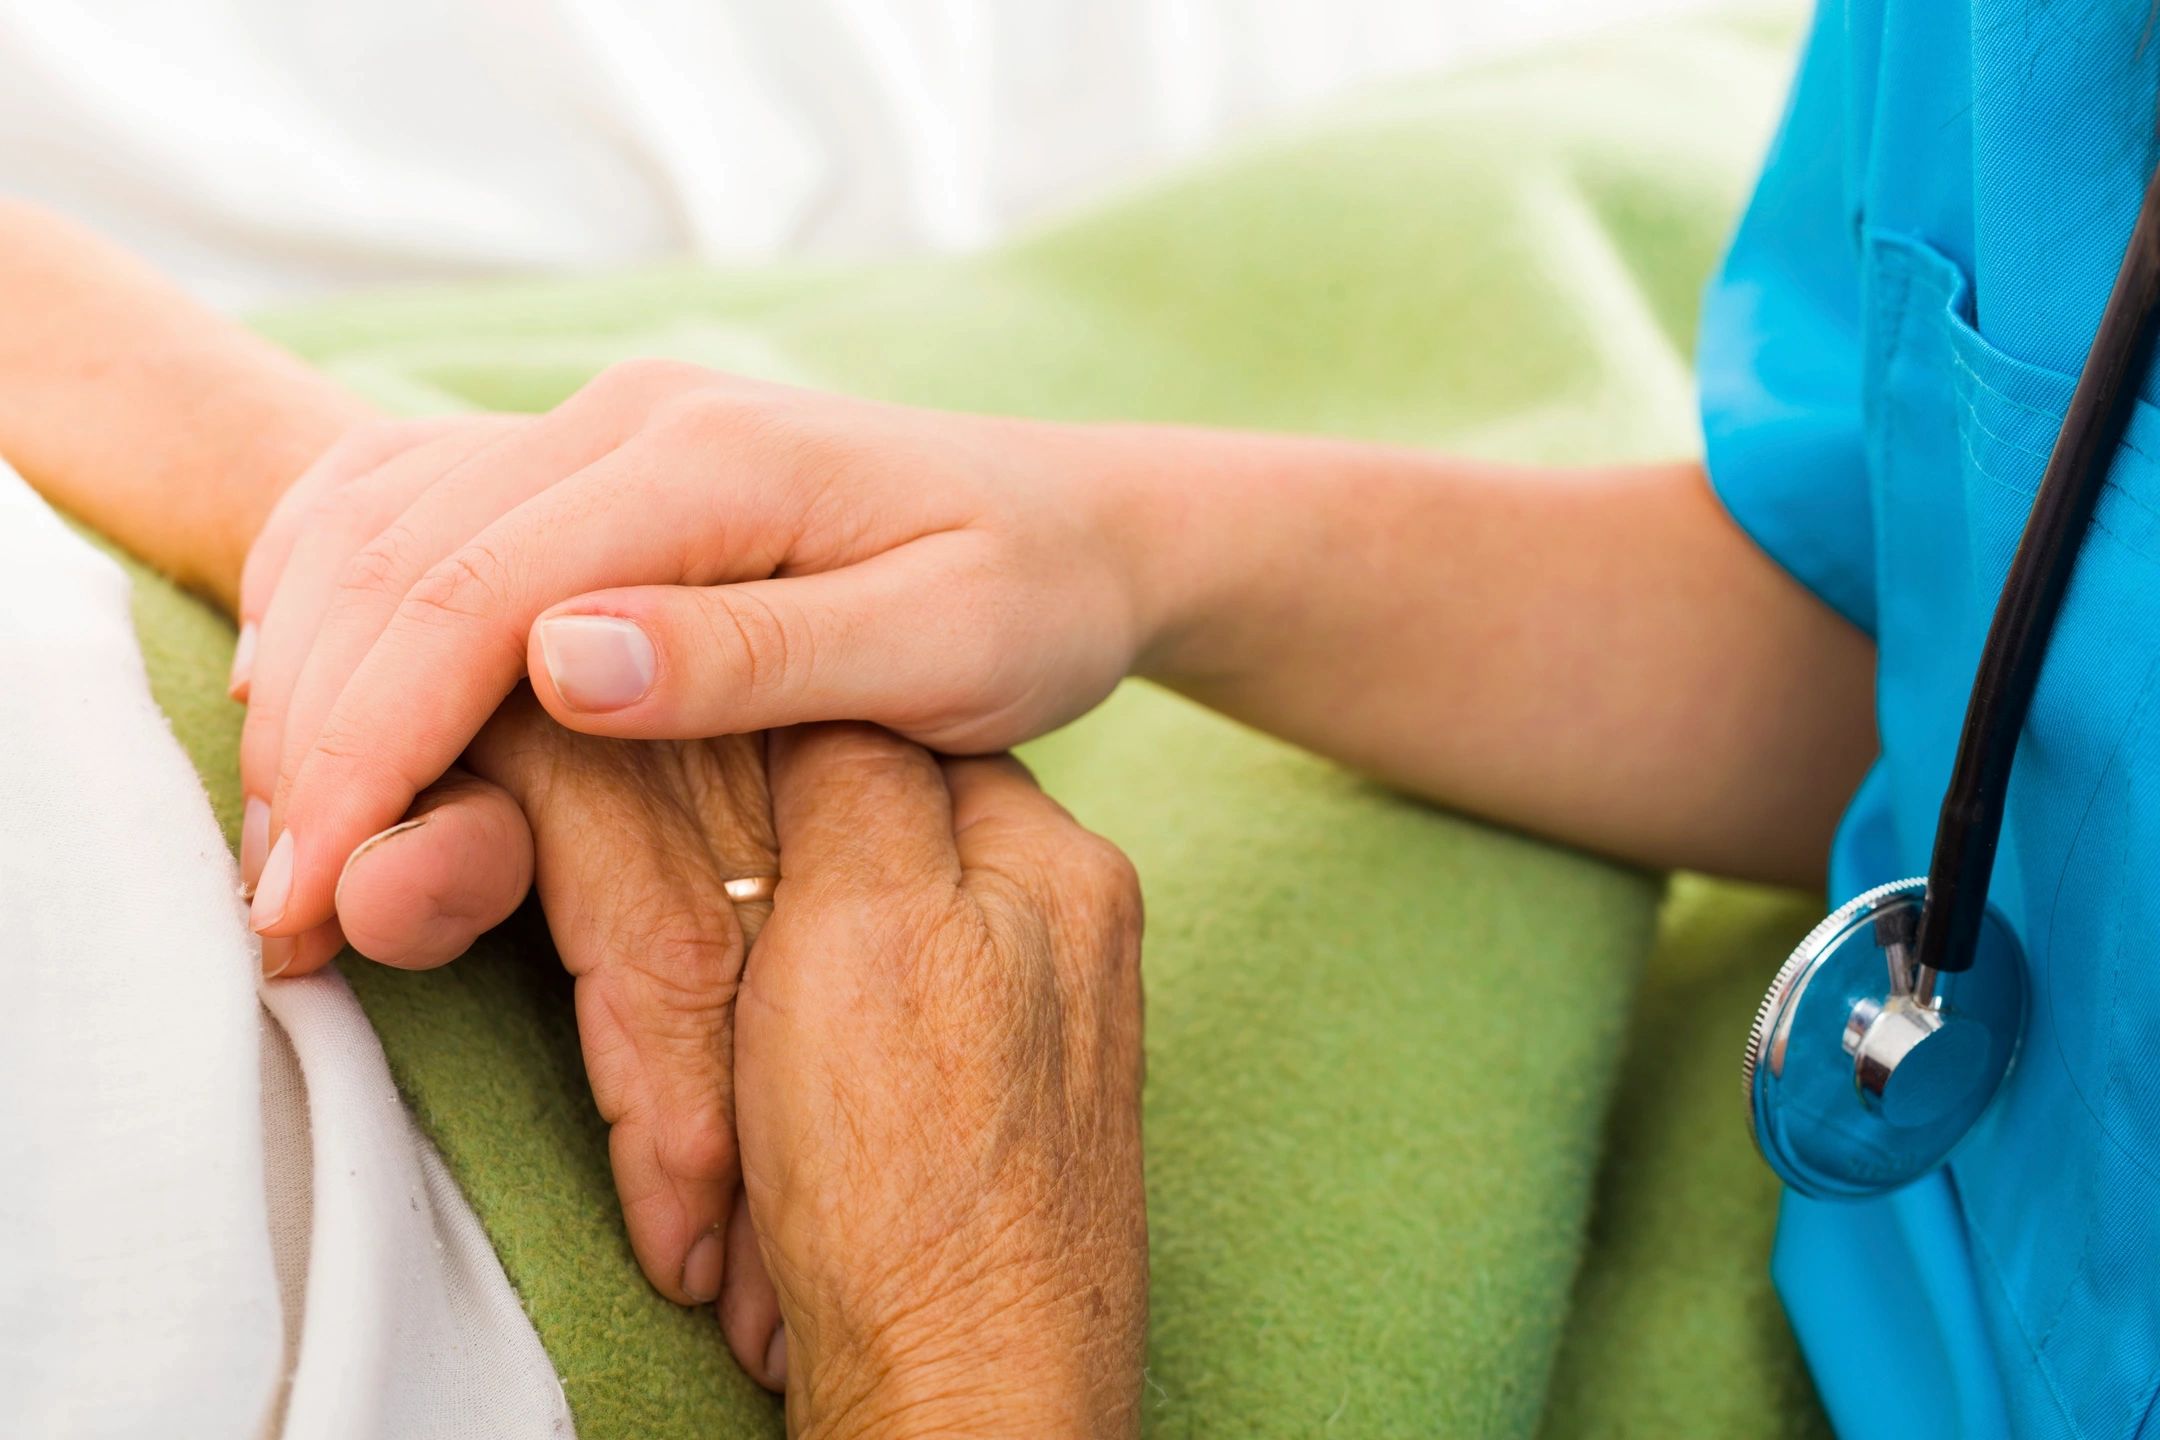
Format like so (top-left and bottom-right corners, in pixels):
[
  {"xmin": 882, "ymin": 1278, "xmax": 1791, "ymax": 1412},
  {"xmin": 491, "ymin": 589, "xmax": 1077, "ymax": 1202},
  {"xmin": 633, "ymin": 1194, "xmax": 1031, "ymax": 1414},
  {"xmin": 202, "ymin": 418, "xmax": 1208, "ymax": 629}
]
[
  {"xmin": 343, "ymin": 692, "xmax": 788, "ymax": 1367},
  {"xmin": 233, "ymin": 364, "xmax": 1158, "ymax": 945},
  {"xmin": 236, "ymin": 418, "xmax": 790, "ymax": 1375},
  {"xmin": 739, "ymin": 725, "xmax": 1148, "ymax": 1438}
]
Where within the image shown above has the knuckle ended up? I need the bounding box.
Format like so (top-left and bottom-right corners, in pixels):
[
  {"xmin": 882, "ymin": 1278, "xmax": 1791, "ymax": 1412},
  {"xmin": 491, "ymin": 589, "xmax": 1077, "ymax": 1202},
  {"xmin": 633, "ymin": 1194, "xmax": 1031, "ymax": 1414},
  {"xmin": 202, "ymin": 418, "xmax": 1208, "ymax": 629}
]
[
  {"xmin": 320, "ymin": 419, "xmax": 415, "ymax": 477},
  {"xmin": 701, "ymin": 589, "xmax": 810, "ymax": 705},
  {"xmin": 301, "ymin": 477, "xmax": 394, "ymax": 551},
  {"xmin": 305, "ymin": 720, "xmax": 381, "ymax": 773},
  {"xmin": 1069, "ymin": 832, "xmax": 1143, "ymax": 928},
  {"xmin": 404, "ymin": 542, "xmax": 519, "ymax": 626},
  {"xmin": 651, "ymin": 380, "xmax": 811, "ymax": 459},
  {"xmin": 652, "ymin": 390, "xmax": 762, "ymax": 453},
  {"xmin": 623, "ymin": 933, "xmax": 743, "ymax": 1026},
  {"xmin": 648, "ymin": 1102, "xmax": 734, "ymax": 1184},
  {"xmin": 335, "ymin": 519, "xmax": 425, "ymax": 599},
  {"xmin": 587, "ymin": 357, "xmax": 705, "ymax": 407},
  {"xmin": 581, "ymin": 935, "xmax": 739, "ymax": 1092},
  {"xmin": 1068, "ymin": 829, "xmax": 1135, "ymax": 893},
  {"xmin": 301, "ymin": 418, "xmax": 437, "ymax": 499}
]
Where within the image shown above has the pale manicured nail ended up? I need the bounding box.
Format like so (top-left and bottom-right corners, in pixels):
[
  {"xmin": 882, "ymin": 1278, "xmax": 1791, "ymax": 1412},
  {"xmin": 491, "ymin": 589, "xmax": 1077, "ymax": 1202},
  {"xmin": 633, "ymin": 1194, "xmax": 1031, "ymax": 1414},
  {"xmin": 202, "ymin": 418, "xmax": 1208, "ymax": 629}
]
[
  {"xmin": 765, "ymin": 1324, "xmax": 788, "ymax": 1389},
  {"xmin": 251, "ymin": 831, "xmax": 294, "ymax": 931},
  {"xmin": 537, "ymin": 615, "xmax": 656, "ymax": 713},
  {"xmin": 681, "ymin": 1229, "xmax": 724, "ymax": 1304},
  {"xmin": 227, "ymin": 622, "xmax": 256, "ymax": 699},
  {"xmin": 260, "ymin": 934, "xmax": 296, "ymax": 980},
  {"xmin": 241, "ymin": 796, "xmax": 270, "ymax": 893}
]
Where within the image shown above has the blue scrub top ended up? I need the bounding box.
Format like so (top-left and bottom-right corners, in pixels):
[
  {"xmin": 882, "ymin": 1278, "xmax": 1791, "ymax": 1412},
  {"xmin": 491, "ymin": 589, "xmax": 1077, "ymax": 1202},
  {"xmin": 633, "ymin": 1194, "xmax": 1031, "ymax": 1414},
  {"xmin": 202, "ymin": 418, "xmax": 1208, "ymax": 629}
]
[{"xmin": 1701, "ymin": 3, "xmax": 2160, "ymax": 1435}]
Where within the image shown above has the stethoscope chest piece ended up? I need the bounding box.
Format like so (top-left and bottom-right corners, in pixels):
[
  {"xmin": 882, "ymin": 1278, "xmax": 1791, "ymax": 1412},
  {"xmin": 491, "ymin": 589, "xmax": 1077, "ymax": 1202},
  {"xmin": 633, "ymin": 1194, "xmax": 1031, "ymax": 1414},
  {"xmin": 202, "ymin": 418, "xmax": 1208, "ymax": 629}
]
[{"xmin": 1744, "ymin": 877, "xmax": 2027, "ymax": 1200}]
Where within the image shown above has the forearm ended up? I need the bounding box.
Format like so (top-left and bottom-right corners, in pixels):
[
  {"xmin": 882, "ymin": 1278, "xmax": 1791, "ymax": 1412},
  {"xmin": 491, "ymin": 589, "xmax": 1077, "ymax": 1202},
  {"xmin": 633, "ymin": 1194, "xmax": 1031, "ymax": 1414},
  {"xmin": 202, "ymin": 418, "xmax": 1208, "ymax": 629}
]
[
  {"xmin": 1094, "ymin": 426, "xmax": 1876, "ymax": 886},
  {"xmin": 0, "ymin": 199, "xmax": 371, "ymax": 613}
]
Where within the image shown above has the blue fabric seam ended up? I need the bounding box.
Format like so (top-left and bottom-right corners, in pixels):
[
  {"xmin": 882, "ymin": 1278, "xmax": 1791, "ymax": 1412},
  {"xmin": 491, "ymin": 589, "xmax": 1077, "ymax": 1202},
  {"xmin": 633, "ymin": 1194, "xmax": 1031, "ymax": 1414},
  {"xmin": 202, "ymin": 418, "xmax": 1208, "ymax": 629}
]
[
  {"xmin": 1951, "ymin": 362, "xmax": 2160, "ymax": 528},
  {"xmin": 1954, "ymin": 429, "xmax": 2160, "ymax": 569},
  {"xmin": 1949, "ymin": 352, "xmax": 2160, "ymax": 504},
  {"xmin": 1869, "ymin": 229, "xmax": 2160, "ymax": 569},
  {"xmin": 1945, "ymin": 349, "xmax": 2160, "ymax": 473}
]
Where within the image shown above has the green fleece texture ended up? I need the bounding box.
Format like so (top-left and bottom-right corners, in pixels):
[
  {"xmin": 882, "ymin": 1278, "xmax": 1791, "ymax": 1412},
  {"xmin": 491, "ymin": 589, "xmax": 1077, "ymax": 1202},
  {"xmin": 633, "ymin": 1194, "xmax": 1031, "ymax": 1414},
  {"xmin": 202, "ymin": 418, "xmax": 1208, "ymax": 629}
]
[{"xmin": 110, "ymin": 8, "xmax": 1831, "ymax": 1436}]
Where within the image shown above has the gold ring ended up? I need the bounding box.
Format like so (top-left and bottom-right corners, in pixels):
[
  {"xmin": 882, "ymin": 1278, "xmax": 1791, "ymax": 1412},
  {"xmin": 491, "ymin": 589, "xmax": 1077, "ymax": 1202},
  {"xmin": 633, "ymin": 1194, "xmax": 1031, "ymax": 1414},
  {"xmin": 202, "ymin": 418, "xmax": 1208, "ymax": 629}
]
[{"xmin": 723, "ymin": 875, "xmax": 779, "ymax": 904}]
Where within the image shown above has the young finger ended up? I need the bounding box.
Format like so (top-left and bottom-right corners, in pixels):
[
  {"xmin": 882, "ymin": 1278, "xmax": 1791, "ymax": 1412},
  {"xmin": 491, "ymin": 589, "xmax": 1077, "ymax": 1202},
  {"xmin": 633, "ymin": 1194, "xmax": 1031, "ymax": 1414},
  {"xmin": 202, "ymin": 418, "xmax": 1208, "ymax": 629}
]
[
  {"xmin": 257, "ymin": 919, "xmax": 348, "ymax": 983},
  {"xmin": 261, "ymin": 408, "xmax": 636, "ymax": 833},
  {"xmin": 233, "ymin": 417, "xmax": 472, "ymax": 697},
  {"xmin": 239, "ymin": 426, "xmax": 510, "ymax": 877},
  {"xmin": 526, "ymin": 534, "xmax": 995, "ymax": 742},
  {"xmin": 255, "ymin": 437, "xmax": 797, "ymax": 938}
]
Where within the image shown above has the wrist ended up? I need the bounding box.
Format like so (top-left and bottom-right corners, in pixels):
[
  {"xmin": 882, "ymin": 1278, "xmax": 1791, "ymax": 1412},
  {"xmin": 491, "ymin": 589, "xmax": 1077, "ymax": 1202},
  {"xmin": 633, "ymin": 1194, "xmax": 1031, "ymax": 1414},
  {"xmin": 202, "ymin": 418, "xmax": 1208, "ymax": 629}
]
[
  {"xmin": 0, "ymin": 199, "xmax": 372, "ymax": 614},
  {"xmin": 776, "ymin": 1253, "xmax": 1140, "ymax": 1440},
  {"xmin": 1037, "ymin": 420, "xmax": 1219, "ymax": 684},
  {"xmin": 1059, "ymin": 421, "xmax": 1285, "ymax": 692},
  {"xmin": 195, "ymin": 392, "xmax": 379, "ymax": 606},
  {"xmin": 791, "ymin": 1330, "xmax": 1118, "ymax": 1440}
]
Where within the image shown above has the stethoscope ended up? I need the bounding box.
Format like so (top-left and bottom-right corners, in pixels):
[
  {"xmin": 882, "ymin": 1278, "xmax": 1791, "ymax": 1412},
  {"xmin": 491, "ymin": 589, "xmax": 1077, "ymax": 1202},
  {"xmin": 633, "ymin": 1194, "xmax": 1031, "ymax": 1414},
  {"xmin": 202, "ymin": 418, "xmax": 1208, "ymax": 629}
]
[{"xmin": 1744, "ymin": 161, "xmax": 2160, "ymax": 1200}]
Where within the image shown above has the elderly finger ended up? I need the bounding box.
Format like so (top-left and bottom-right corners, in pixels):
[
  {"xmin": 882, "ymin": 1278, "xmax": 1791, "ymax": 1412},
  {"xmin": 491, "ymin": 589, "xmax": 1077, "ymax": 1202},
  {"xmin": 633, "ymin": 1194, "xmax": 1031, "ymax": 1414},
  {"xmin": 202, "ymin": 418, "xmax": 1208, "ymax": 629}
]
[
  {"xmin": 331, "ymin": 768, "xmax": 536, "ymax": 970},
  {"xmin": 718, "ymin": 1195, "xmax": 784, "ymax": 1390},
  {"xmin": 766, "ymin": 723, "xmax": 958, "ymax": 890},
  {"xmin": 941, "ymin": 753, "xmax": 1079, "ymax": 866},
  {"xmin": 464, "ymin": 696, "xmax": 763, "ymax": 1308}
]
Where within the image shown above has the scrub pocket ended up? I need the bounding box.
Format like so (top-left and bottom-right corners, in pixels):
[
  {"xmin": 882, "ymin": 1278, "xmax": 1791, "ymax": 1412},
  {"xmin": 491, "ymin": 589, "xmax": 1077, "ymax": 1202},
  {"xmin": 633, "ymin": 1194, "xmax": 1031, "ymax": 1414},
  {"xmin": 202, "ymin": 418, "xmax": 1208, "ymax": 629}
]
[{"xmin": 1863, "ymin": 231, "xmax": 2160, "ymax": 1435}]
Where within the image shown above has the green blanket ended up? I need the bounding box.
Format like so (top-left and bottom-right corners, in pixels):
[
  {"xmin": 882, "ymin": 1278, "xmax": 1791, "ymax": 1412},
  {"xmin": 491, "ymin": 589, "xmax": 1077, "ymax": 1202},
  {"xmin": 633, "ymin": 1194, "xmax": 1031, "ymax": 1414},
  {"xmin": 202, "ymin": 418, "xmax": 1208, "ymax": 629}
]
[{"xmin": 119, "ymin": 9, "xmax": 1831, "ymax": 1436}]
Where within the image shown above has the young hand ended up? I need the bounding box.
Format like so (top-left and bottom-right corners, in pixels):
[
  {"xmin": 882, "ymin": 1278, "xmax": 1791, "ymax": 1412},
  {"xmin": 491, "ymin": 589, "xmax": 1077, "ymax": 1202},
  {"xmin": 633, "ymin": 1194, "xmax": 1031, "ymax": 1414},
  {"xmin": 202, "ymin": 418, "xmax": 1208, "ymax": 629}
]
[
  {"xmin": 737, "ymin": 725, "xmax": 1148, "ymax": 1437},
  {"xmin": 238, "ymin": 363, "xmax": 1158, "ymax": 945}
]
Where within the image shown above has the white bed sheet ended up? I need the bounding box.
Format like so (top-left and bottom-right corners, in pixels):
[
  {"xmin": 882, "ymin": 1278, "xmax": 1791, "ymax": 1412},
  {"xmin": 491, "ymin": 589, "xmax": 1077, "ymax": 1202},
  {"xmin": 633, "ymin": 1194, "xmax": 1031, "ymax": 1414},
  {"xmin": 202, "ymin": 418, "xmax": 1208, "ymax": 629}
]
[{"xmin": 0, "ymin": 0, "xmax": 1709, "ymax": 310}]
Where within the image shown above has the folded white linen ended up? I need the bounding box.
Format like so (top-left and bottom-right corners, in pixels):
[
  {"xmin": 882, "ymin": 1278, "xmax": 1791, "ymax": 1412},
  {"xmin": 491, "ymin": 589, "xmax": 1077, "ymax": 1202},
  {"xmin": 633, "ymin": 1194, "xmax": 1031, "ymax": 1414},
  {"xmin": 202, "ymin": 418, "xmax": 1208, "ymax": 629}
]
[{"xmin": 0, "ymin": 462, "xmax": 572, "ymax": 1439}]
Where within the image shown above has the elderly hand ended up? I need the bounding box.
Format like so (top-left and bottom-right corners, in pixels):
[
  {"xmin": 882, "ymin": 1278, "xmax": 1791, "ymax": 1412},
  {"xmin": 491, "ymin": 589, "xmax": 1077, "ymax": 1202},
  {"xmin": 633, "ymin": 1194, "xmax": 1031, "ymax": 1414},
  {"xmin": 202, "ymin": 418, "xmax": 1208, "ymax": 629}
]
[{"xmin": 739, "ymin": 725, "xmax": 1148, "ymax": 1438}]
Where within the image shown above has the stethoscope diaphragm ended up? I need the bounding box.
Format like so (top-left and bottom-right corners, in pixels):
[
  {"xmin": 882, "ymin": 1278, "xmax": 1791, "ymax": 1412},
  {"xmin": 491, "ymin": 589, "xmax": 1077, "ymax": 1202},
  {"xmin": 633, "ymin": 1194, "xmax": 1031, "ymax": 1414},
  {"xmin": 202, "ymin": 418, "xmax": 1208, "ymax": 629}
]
[{"xmin": 1745, "ymin": 877, "xmax": 2026, "ymax": 1200}]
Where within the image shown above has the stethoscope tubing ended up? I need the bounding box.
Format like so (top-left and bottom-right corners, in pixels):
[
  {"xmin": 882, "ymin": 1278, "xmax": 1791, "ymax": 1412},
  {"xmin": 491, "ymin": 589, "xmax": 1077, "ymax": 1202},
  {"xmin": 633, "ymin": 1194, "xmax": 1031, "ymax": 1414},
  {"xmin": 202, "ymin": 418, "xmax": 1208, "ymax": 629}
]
[{"xmin": 1912, "ymin": 160, "xmax": 2160, "ymax": 982}]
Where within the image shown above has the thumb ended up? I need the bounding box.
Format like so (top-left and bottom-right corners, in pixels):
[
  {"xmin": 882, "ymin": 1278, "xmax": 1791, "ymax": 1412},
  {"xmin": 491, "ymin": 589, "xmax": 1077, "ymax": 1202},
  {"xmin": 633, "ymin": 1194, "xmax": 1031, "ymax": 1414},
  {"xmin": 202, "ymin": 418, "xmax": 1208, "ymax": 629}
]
[
  {"xmin": 331, "ymin": 767, "xmax": 537, "ymax": 970},
  {"xmin": 526, "ymin": 539, "xmax": 986, "ymax": 742}
]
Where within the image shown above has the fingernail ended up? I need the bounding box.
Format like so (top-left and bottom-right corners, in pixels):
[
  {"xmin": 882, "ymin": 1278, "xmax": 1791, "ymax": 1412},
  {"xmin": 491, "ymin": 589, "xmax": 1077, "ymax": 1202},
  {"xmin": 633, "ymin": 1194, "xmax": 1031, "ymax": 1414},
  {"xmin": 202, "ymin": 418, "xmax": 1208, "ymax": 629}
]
[
  {"xmin": 260, "ymin": 934, "xmax": 296, "ymax": 980},
  {"xmin": 335, "ymin": 817, "xmax": 430, "ymax": 912},
  {"xmin": 537, "ymin": 615, "xmax": 655, "ymax": 712},
  {"xmin": 251, "ymin": 831, "xmax": 294, "ymax": 931},
  {"xmin": 765, "ymin": 1324, "xmax": 788, "ymax": 1389},
  {"xmin": 345, "ymin": 818, "xmax": 427, "ymax": 870},
  {"xmin": 228, "ymin": 622, "xmax": 256, "ymax": 699},
  {"xmin": 241, "ymin": 795, "xmax": 270, "ymax": 893},
  {"xmin": 682, "ymin": 1229, "xmax": 724, "ymax": 1304}
]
